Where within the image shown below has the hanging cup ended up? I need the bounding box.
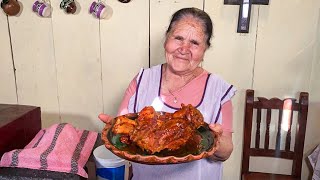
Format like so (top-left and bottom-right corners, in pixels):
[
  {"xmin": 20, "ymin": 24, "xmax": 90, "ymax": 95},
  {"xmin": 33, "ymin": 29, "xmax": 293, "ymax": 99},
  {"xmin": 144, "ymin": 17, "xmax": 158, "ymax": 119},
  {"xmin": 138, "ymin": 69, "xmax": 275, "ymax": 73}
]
[
  {"xmin": 1, "ymin": 0, "xmax": 20, "ymax": 16},
  {"xmin": 118, "ymin": 0, "xmax": 130, "ymax": 3},
  {"xmin": 32, "ymin": 1, "xmax": 51, "ymax": 17},
  {"xmin": 89, "ymin": 1, "xmax": 106, "ymax": 19},
  {"xmin": 60, "ymin": 0, "xmax": 76, "ymax": 14}
]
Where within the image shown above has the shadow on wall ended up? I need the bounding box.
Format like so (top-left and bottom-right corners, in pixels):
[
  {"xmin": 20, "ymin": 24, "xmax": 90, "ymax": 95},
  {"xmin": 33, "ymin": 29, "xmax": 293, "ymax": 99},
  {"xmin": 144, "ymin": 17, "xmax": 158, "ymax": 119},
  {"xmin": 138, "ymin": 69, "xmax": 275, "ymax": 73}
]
[{"xmin": 41, "ymin": 112, "xmax": 105, "ymax": 132}]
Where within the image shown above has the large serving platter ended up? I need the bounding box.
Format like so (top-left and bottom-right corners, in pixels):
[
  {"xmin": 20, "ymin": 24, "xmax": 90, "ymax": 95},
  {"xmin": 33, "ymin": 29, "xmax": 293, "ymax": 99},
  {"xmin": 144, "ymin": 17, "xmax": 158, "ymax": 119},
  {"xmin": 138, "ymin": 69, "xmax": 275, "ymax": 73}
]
[{"xmin": 101, "ymin": 112, "xmax": 219, "ymax": 165}]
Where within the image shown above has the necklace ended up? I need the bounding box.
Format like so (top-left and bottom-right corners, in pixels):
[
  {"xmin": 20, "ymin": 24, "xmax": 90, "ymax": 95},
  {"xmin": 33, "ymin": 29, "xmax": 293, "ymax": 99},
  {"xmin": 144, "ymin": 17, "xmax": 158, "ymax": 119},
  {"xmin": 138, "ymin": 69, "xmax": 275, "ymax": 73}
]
[
  {"xmin": 163, "ymin": 70, "xmax": 197, "ymax": 104},
  {"xmin": 168, "ymin": 89, "xmax": 179, "ymax": 103}
]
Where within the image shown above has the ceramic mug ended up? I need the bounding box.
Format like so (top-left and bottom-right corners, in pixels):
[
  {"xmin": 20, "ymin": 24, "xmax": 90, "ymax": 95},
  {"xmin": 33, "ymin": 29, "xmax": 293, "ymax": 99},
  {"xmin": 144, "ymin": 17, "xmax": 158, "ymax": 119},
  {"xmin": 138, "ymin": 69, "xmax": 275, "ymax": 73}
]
[
  {"xmin": 32, "ymin": 1, "xmax": 51, "ymax": 17},
  {"xmin": 60, "ymin": 0, "xmax": 76, "ymax": 14},
  {"xmin": 118, "ymin": 0, "xmax": 130, "ymax": 3},
  {"xmin": 89, "ymin": 1, "xmax": 107, "ymax": 19},
  {"xmin": 1, "ymin": 0, "xmax": 20, "ymax": 16}
]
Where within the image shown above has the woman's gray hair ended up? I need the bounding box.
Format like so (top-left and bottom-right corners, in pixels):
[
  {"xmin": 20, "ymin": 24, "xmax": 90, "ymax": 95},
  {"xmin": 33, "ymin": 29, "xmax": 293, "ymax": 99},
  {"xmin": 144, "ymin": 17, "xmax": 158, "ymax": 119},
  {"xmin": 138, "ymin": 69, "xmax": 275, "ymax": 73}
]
[{"xmin": 165, "ymin": 7, "xmax": 213, "ymax": 47}]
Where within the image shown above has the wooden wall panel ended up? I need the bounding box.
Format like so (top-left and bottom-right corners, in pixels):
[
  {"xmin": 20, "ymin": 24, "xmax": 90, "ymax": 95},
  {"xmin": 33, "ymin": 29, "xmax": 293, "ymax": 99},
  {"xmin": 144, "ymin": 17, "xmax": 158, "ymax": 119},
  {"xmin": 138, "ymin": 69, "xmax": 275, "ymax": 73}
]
[
  {"xmin": 0, "ymin": 14, "xmax": 16, "ymax": 104},
  {"xmin": 204, "ymin": 1, "xmax": 258, "ymax": 87},
  {"xmin": 100, "ymin": 0, "xmax": 149, "ymax": 118},
  {"xmin": 150, "ymin": 0, "xmax": 203, "ymax": 66},
  {"xmin": 7, "ymin": 0, "xmax": 60, "ymax": 128},
  {"xmin": 304, "ymin": 4, "xmax": 320, "ymax": 179},
  {"xmin": 253, "ymin": 0, "xmax": 318, "ymax": 97},
  {"xmin": 51, "ymin": 0, "xmax": 102, "ymax": 131},
  {"xmin": 204, "ymin": 1, "xmax": 258, "ymax": 179}
]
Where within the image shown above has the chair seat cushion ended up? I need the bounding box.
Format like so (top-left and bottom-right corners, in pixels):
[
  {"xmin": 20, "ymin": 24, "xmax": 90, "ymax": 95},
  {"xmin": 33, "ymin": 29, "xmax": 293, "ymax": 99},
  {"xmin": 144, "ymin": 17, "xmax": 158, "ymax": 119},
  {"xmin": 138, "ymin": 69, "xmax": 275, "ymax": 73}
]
[{"xmin": 242, "ymin": 172, "xmax": 300, "ymax": 180}]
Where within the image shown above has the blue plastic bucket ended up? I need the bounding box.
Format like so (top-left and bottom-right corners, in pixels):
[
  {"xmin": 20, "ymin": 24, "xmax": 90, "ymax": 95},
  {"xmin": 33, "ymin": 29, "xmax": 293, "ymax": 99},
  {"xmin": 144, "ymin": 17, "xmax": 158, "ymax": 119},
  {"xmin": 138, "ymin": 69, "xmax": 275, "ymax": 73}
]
[{"xmin": 93, "ymin": 145, "xmax": 127, "ymax": 180}]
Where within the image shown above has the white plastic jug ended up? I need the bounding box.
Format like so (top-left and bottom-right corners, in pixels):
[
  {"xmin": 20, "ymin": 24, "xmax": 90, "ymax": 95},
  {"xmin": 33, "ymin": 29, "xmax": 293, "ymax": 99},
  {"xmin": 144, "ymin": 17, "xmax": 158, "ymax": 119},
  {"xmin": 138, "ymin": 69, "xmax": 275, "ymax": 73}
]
[{"xmin": 93, "ymin": 145, "xmax": 128, "ymax": 180}]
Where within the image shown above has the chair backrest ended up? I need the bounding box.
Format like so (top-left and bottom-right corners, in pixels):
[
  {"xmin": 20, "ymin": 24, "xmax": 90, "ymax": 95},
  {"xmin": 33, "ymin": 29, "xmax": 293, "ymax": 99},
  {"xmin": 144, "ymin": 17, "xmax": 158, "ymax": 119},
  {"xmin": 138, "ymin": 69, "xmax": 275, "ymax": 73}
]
[{"xmin": 241, "ymin": 89, "xmax": 309, "ymax": 178}]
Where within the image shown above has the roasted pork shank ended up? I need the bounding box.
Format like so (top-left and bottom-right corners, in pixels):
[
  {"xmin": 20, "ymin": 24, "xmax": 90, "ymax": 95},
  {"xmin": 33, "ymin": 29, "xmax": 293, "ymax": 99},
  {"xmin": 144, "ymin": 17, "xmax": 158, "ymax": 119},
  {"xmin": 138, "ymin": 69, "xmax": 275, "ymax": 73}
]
[{"xmin": 112, "ymin": 104, "xmax": 204, "ymax": 154}]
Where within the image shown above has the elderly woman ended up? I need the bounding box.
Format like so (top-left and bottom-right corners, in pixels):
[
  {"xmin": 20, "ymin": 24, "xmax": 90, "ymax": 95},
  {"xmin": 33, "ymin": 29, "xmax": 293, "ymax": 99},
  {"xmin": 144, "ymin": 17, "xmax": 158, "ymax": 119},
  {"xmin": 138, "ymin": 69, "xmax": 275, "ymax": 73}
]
[{"xmin": 99, "ymin": 7, "xmax": 236, "ymax": 180}]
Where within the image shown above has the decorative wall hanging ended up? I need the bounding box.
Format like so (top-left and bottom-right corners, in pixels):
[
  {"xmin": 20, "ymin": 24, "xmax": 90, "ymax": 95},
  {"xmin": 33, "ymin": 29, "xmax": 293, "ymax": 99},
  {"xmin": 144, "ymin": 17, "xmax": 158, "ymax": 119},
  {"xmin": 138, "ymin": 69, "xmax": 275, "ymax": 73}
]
[
  {"xmin": 89, "ymin": 1, "xmax": 107, "ymax": 19},
  {"xmin": 60, "ymin": 0, "xmax": 76, "ymax": 14},
  {"xmin": 224, "ymin": 0, "xmax": 269, "ymax": 33},
  {"xmin": 33, "ymin": 0, "xmax": 51, "ymax": 17},
  {"xmin": 118, "ymin": 0, "xmax": 131, "ymax": 3},
  {"xmin": 1, "ymin": 0, "xmax": 20, "ymax": 16}
]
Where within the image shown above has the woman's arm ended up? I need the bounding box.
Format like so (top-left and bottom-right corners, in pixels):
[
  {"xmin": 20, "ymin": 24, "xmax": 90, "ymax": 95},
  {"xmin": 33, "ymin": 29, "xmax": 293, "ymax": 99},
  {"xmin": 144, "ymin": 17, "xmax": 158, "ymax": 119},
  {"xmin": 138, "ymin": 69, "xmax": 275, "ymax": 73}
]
[
  {"xmin": 209, "ymin": 128, "xmax": 233, "ymax": 161},
  {"xmin": 208, "ymin": 100, "xmax": 234, "ymax": 161},
  {"xmin": 117, "ymin": 76, "xmax": 137, "ymax": 116}
]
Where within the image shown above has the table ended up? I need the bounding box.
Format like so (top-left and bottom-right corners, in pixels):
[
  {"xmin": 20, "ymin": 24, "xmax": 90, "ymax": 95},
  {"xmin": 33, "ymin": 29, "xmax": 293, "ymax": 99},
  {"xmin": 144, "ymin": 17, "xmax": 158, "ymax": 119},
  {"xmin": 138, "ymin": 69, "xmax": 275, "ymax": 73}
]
[
  {"xmin": 0, "ymin": 104, "xmax": 100, "ymax": 179},
  {"xmin": 0, "ymin": 104, "xmax": 41, "ymax": 157}
]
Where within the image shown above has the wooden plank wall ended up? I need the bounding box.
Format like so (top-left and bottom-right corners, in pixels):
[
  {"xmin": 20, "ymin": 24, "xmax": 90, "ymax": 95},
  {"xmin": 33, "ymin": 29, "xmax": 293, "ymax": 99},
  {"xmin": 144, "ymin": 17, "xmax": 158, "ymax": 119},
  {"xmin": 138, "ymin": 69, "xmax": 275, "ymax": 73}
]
[
  {"xmin": 51, "ymin": 0, "xmax": 102, "ymax": 131},
  {"xmin": 253, "ymin": 0, "xmax": 316, "ymax": 97},
  {"xmin": 101, "ymin": 0, "xmax": 149, "ymax": 122},
  {"xmin": 247, "ymin": 0, "xmax": 320, "ymax": 178},
  {"xmin": 203, "ymin": 1, "xmax": 259, "ymax": 178},
  {"xmin": 4, "ymin": 0, "xmax": 60, "ymax": 128},
  {"xmin": 0, "ymin": 0, "xmax": 149, "ymax": 131},
  {"xmin": 0, "ymin": 16, "xmax": 16, "ymax": 104}
]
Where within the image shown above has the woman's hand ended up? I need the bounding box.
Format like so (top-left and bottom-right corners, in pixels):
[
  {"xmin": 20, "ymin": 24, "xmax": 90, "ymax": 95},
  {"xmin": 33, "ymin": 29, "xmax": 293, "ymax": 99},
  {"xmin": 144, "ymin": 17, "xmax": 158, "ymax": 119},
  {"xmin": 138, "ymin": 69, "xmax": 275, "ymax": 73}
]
[
  {"xmin": 208, "ymin": 123, "xmax": 233, "ymax": 162},
  {"xmin": 209, "ymin": 123, "xmax": 223, "ymax": 137},
  {"xmin": 98, "ymin": 113, "xmax": 114, "ymax": 127}
]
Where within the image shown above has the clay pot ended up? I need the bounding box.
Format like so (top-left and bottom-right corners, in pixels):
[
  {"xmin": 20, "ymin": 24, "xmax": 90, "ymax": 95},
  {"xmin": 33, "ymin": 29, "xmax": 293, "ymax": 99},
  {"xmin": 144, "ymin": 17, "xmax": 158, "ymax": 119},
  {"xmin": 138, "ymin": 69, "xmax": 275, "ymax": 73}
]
[
  {"xmin": 118, "ymin": 0, "xmax": 131, "ymax": 3},
  {"xmin": 66, "ymin": 1, "xmax": 76, "ymax": 14},
  {"xmin": 1, "ymin": 0, "xmax": 20, "ymax": 16},
  {"xmin": 60, "ymin": 0, "xmax": 76, "ymax": 14}
]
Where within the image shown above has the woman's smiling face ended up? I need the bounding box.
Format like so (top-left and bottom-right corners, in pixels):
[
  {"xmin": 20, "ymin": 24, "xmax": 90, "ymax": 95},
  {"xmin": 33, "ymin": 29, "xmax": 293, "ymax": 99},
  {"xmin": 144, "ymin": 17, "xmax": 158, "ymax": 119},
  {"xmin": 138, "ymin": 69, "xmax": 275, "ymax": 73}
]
[{"xmin": 164, "ymin": 16, "xmax": 208, "ymax": 75}]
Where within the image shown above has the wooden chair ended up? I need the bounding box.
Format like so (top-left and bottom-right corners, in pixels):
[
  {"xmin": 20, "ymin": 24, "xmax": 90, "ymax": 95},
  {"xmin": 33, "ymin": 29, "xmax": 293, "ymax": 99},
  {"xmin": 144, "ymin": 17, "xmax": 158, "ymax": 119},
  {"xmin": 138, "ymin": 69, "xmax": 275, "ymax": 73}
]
[{"xmin": 241, "ymin": 89, "xmax": 309, "ymax": 180}]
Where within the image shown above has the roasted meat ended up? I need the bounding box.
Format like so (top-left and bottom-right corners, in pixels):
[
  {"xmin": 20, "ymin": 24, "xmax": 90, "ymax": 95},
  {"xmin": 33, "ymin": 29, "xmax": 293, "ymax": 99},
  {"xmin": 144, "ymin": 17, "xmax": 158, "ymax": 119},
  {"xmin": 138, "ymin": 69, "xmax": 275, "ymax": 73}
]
[
  {"xmin": 172, "ymin": 103, "xmax": 204, "ymax": 129},
  {"xmin": 112, "ymin": 104, "xmax": 204, "ymax": 154},
  {"xmin": 112, "ymin": 116, "xmax": 137, "ymax": 135}
]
